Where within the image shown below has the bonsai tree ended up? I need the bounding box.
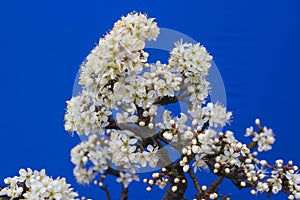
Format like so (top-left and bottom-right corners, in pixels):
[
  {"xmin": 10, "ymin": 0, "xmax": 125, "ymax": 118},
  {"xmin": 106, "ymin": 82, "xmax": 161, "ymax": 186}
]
[
  {"xmin": 63, "ymin": 12, "xmax": 300, "ymax": 200},
  {"xmin": 1, "ymin": 12, "xmax": 299, "ymax": 200}
]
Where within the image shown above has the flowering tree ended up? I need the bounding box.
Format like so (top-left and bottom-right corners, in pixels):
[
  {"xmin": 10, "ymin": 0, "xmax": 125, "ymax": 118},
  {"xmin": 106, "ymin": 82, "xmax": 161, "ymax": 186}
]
[{"xmin": 1, "ymin": 12, "xmax": 300, "ymax": 200}]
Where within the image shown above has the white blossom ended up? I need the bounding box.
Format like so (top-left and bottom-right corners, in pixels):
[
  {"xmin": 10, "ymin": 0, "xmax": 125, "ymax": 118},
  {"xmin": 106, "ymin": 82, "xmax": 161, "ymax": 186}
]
[
  {"xmin": 221, "ymin": 147, "xmax": 241, "ymax": 167},
  {"xmin": 252, "ymin": 126, "xmax": 275, "ymax": 152},
  {"xmin": 116, "ymin": 172, "xmax": 139, "ymax": 188},
  {"xmin": 0, "ymin": 168, "xmax": 78, "ymax": 199}
]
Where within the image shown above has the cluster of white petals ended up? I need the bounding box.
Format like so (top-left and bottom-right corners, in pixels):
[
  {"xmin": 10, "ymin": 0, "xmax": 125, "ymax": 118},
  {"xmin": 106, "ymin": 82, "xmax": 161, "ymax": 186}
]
[
  {"xmin": 109, "ymin": 130, "xmax": 159, "ymax": 169},
  {"xmin": 189, "ymin": 102, "xmax": 232, "ymax": 128},
  {"xmin": 71, "ymin": 134, "xmax": 109, "ymax": 184},
  {"xmin": 70, "ymin": 130, "xmax": 159, "ymax": 187},
  {"xmin": 245, "ymin": 123, "xmax": 275, "ymax": 152},
  {"xmin": 64, "ymin": 91, "xmax": 111, "ymax": 135},
  {"xmin": 169, "ymin": 40, "xmax": 213, "ymax": 108},
  {"xmin": 0, "ymin": 168, "xmax": 78, "ymax": 200},
  {"xmin": 116, "ymin": 172, "xmax": 140, "ymax": 188},
  {"xmin": 250, "ymin": 160, "xmax": 300, "ymax": 199},
  {"xmin": 64, "ymin": 12, "xmax": 159, "ymax": 135}
]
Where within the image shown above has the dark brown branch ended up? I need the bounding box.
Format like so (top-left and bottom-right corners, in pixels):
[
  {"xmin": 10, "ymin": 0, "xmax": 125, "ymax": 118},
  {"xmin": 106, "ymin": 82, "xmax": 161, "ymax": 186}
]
[
  {"xmin": 187, "ymin": 168, "xmax": 202, "ymax": 196},
  {"xmin": 207, "ymin": 176, "xmax": 224, "ymax": 193},
  {"xmin": 248, "ymin": 141, "xmax": 257, "ymax": 150},
  {"xmin": 135, "ymin": 103, "xmax": 145, "ymax": 120},
  {"xmin": 120, "ymin": 184, "xmax": 128, "ymax": 200},
  {"xmin": 105, "ymin": 168, "xmax": 129, "ymax": 200},
  {"xmin": 106, "ymin": 167, "xmax": 120, "ymax": 177},
  {"xmin": 105, "ymin": 116, "xmax": 120, "ymax": 130},
  {"xmin": 206, "ymin": 142, "xmax": 226, "ymax": 159},
  {"xmin": 162, "ymin": 165, "xmax": 187, "ymax": 200},
  {"xmin": 154, "ymin": 96, "xmax": 178, "ymax": 106},
  {"xmin": 0, "ymin": 195, "xmax": 10, "ymax": 200},
  {"xmin": 100, "ymin": 185, "xmax": 111, "ymax": 200}
]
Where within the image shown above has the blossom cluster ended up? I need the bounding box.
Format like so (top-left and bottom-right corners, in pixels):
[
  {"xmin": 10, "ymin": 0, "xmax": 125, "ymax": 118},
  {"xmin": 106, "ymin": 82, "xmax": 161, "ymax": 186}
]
[
  {"xmin": 71, "ymin": 134, "xmax": 109, "ymax": 184},
  {"xmin": 71, "ymin": 130, "xmax": 159, "ymax": 188},
  {"xmin": 109, "ymin": 130, "xmax": 159, "ymax": 170},
  {"xmin": 251, "ymin": 160, "xmax": 300, "ymax": 199},
  {"xmin": 64, "ymin": 12, "xmax": 159, "ymax": 136},
  {"xmin": 169, "ymin": 40, "xmax": 213, "ymax": 108},
  {"xmin": 158, "ymin": 103, "xmax": 231, "ymax": 142},
  {"xmin": 245, "ymin": 119, "xmax": 275, "ymax": 152},
  {"xmin": 0, "ymin": 168, "xmax": 78, "ymax": 200},
  {"xmin": 64, "ymin": 91, "xmax": 111, "ymax": 135}
]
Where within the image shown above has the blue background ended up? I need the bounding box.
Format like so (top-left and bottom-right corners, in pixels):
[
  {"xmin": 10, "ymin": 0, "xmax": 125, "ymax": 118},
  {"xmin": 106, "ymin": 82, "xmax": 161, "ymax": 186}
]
[{"xmin": 1, "ymin": 0, "xmax": 300, "ymax": 199}]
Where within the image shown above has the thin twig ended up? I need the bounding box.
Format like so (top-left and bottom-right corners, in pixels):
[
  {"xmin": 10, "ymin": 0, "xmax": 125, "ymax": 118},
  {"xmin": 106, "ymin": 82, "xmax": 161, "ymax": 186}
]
[
  {"xmin": 187, "ymin": 168, "xmax": 202, "ymax": 196},
  {"xmin": 120, "ymin": 184, "xmax": 128, "ymax": 200},
  {"xmin": 247, "ymin": 141, "xmax": 257, "ymax": 150},
  {"xmin": 207, "ymin": 176, "xmax": 224, "ymax": 193},
  {"xmin": 100, "ymin": 185, "xmax": 111, "ymax": 200}
]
